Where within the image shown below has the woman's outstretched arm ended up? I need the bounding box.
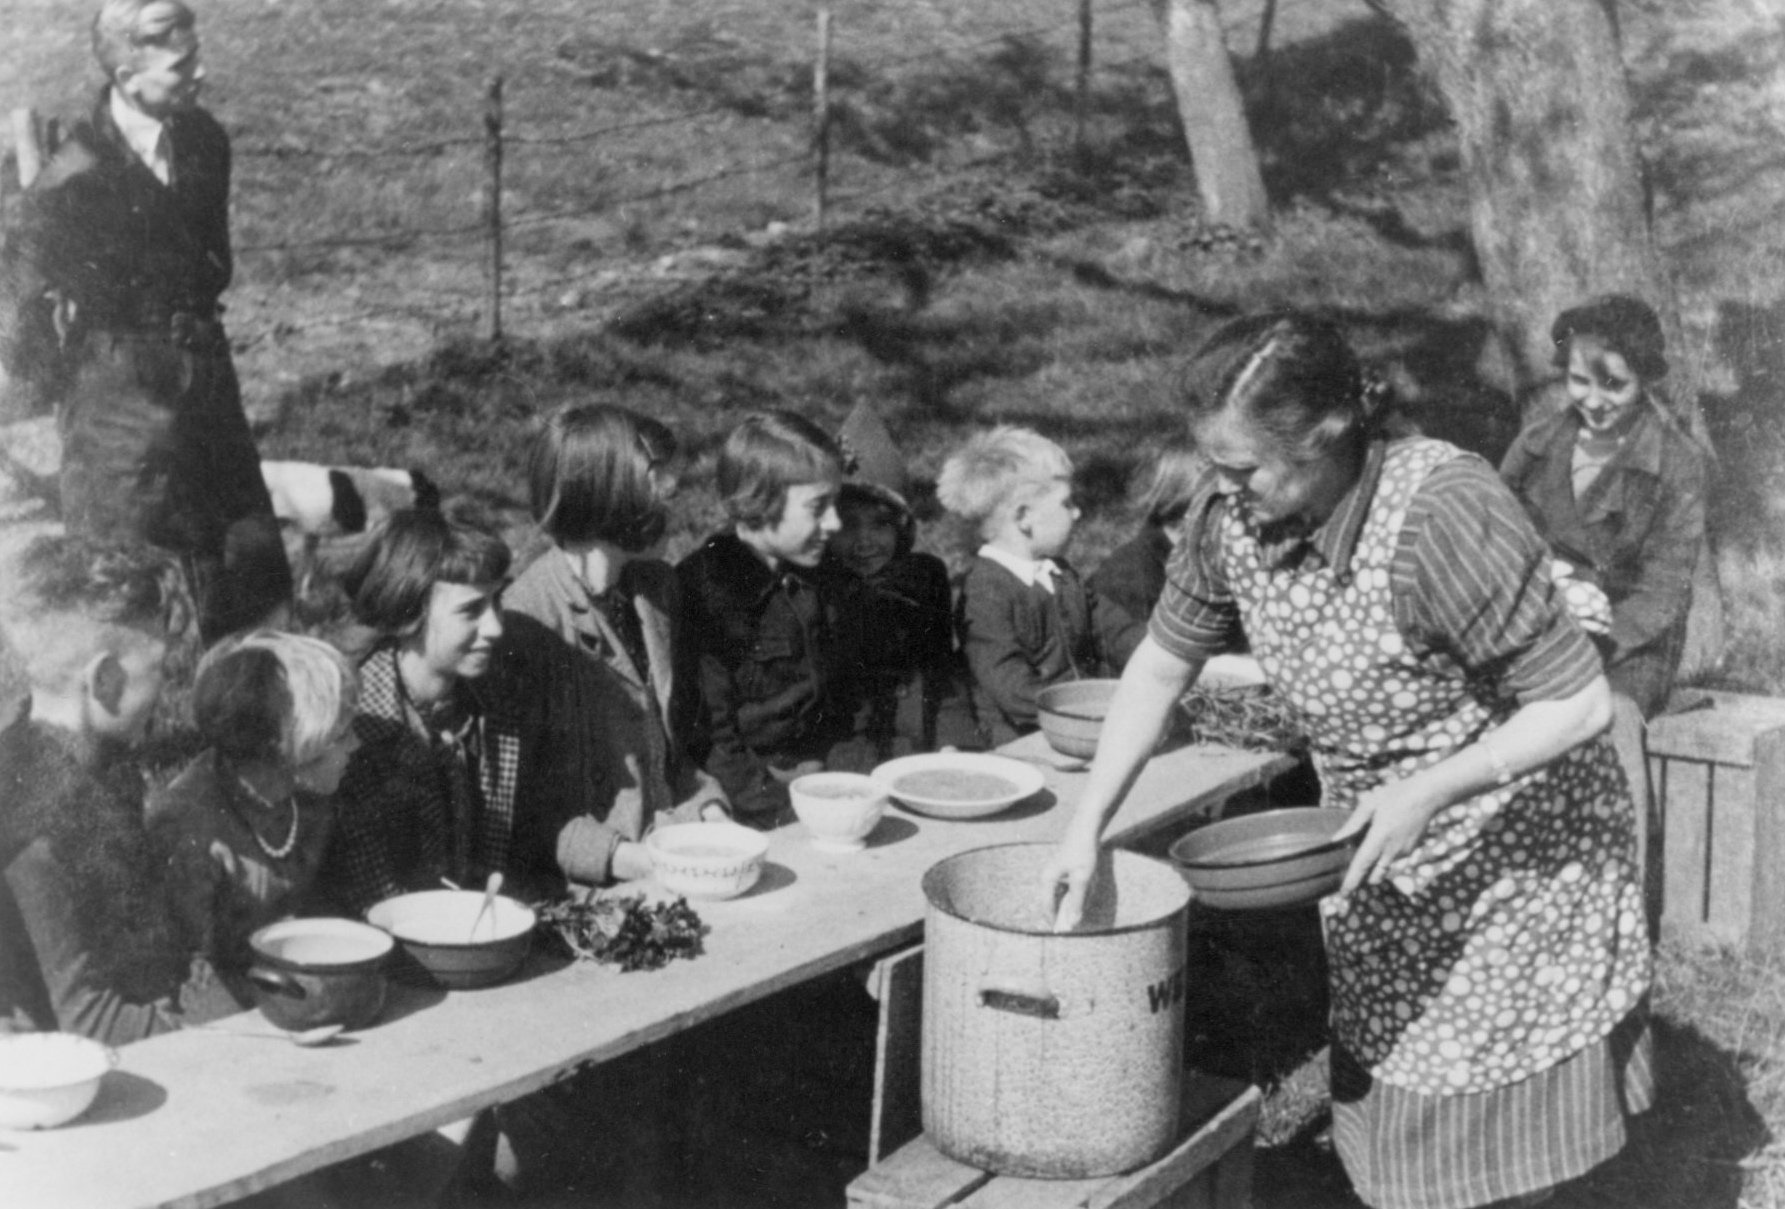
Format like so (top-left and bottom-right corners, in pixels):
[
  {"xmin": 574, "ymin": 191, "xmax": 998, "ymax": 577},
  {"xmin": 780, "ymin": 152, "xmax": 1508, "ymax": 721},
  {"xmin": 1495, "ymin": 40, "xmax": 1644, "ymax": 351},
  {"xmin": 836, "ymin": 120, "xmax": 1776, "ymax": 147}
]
[{"xmin": 1042, "ymin": 635, "xmax": 1203, "ymax": 930}]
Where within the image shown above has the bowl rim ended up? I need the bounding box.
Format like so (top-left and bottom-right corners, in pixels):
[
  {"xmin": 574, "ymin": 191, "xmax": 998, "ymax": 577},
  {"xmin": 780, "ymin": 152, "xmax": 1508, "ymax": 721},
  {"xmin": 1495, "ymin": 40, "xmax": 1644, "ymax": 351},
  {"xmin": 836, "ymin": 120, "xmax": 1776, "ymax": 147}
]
[
  {"xmin": 365, "ymin": 889, "xmax": 537, "ymax": 948},
  {"xmin": 1169, "ymin": 807, "xmax": 1357, "ymax": 870},
  {"xmin": 788, "ymin": 770, "xmax": 892, "ymax": 798},
  {"xmin": 1036, "ymin": 678, "xmax": 1121, "ymax": 721},
  {"xmin": 871, "ymin": 752, "xmax": 1045, "ymax": 812},
  {"xmin": 0, "ymin": 1032, "xmax": 118, "ymax": 1091},
  {"xmin": 249, "ymin": 916, "xmax": 396, "ymax": 968},
  {"xmin": 646, "ymin": 819, "xmax": 771, "ymax": 859}
]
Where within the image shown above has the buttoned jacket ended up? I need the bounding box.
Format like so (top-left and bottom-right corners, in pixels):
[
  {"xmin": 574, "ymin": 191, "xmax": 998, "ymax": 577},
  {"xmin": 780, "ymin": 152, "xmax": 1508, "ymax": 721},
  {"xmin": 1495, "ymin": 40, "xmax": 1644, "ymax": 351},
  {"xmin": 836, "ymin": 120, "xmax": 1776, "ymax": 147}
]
[{"xmin": 1500, "ymin": 395, "xmax": 1708, "ymax": 714}]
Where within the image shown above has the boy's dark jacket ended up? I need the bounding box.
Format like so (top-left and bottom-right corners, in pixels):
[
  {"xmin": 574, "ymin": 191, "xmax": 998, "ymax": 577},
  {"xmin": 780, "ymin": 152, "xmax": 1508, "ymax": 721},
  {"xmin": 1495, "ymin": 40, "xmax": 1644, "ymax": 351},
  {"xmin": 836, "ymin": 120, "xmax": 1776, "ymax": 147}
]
[
  {"xmin": 676, "ymin": 534, "xmax": 879, "ymax": 821},
  {"xmin": 956, "ymin": 554, "xmax": 1126, "ymax": 747}
]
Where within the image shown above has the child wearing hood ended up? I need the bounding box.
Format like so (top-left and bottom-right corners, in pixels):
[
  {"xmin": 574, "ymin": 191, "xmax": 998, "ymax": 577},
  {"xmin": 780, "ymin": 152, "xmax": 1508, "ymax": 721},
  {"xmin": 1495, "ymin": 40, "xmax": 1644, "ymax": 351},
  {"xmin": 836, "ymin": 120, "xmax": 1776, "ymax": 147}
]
[{"xmin": 830, "ymin": 403, "xmax": 981, "ymax": 756}]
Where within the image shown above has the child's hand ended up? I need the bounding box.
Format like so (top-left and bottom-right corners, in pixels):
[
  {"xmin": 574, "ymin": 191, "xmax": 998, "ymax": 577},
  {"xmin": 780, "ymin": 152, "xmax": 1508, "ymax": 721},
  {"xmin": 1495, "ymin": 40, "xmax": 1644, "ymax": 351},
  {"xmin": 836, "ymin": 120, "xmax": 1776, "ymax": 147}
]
[{"xmin": 611, "ymin": 840, "xmax": 654, "ymax": 883}]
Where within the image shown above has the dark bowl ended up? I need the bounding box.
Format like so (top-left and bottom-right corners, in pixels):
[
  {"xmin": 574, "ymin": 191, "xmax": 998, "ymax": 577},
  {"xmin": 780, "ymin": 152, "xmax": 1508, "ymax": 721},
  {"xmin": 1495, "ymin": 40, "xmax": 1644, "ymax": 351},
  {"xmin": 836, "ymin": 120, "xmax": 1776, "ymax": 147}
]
[
  {"xmin": 246, "ymin": 918, "xmax": 393, "ymax": 1030},
  {"xmin": 1036, "ymin": 679, "xmax": 1121, "ymax": 760},
  {"xmin": 1167, "ymin": 807, "xmax": 1358, "ymax": 910}
]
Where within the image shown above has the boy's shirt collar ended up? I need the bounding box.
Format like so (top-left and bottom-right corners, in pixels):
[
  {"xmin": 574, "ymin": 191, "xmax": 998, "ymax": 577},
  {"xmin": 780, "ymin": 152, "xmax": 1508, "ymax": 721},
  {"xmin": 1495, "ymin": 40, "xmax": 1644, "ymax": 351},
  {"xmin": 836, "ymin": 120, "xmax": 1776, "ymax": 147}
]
[
  {"xmin": 109, "ymin": 87, "xmax": 172, "ymax": 185},
  {"xmin": 978, "ymin": 544, "xmax": 1059, "ymax": 593}
]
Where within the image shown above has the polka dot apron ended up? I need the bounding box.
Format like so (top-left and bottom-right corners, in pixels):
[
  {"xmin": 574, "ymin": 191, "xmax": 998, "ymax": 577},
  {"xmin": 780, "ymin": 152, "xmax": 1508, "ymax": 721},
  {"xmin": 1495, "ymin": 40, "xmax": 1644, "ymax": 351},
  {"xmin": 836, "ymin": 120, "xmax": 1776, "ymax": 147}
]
[{"xmin": 1221, "ymin": 439, "xmax": 1651, "ymax": 1095}]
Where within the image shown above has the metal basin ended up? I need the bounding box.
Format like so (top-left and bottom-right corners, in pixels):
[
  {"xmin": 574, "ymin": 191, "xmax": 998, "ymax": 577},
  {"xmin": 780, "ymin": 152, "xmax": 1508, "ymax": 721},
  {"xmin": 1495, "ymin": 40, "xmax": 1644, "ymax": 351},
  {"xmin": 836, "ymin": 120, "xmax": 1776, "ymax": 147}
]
[{"xmin": 1168, "ymin": 807, "xmax": 1358, "ymax": 910}]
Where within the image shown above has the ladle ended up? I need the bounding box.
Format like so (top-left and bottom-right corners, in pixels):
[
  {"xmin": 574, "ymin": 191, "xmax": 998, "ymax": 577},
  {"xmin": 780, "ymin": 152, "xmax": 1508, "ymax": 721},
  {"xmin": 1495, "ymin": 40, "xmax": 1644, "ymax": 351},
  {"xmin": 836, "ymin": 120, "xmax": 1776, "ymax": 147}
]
[
  {"xmin": 470, "ymin": 871, "xmax": 503, "ymax": 940},
  {"xmin": 194, "ymin": 1023, "xmax": 346, "ymax": 1047}
]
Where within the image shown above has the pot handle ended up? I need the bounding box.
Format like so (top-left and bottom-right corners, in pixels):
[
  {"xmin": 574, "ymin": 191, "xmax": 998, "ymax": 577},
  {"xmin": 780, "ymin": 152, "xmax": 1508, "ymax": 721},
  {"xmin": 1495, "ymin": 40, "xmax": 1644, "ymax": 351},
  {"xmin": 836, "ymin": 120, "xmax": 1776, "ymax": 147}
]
[
  {"xmin": 978, "ymin": 980, "xmax": 1060, "ymax": 1020},
  {"xmin": 247, "ymin": 967, "xmax": 307, "ymax": 1001}
]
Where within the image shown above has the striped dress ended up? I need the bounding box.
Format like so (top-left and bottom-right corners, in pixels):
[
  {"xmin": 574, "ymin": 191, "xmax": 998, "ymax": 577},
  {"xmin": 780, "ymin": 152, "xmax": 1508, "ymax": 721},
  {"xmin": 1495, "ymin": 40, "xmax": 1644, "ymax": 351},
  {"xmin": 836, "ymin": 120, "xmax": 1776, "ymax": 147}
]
[{"xmin": 1153, "ymin": 437, "xmax": 1653, "ymax": 1209}]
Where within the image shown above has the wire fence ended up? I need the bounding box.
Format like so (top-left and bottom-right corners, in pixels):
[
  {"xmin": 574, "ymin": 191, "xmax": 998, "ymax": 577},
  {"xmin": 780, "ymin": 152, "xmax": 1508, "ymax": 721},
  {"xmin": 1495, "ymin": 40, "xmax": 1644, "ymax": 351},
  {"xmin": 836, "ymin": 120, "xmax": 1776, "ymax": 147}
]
[{"xmin": 8, "ymin": 0, "xmax": 1226, "ymax": 358}]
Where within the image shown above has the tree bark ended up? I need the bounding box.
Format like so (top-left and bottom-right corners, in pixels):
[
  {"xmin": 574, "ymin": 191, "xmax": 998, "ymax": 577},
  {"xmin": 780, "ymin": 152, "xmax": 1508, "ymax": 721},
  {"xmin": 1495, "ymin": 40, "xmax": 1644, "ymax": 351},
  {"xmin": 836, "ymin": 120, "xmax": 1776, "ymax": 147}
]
[
  {"xmin": 1374, "ymin": 0, "xmax": 1701, "ymax": 425},
  {"xmin": 1375, "ymin": 0, "xmax": 1720, "ymax": 676},
  {"xmin": 1160, "ymin": 0, "xmax": 1271, "ymax": 230}
]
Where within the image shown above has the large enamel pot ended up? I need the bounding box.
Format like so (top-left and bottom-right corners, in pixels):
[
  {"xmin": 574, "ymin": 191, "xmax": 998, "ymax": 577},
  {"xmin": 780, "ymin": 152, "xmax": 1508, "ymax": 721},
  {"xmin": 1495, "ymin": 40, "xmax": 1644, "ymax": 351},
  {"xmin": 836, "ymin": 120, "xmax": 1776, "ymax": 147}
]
[
  {"xmin": 921, "ymin": 844, "xmax": 1191, "ymax": 1179},
  {"xmin": 246, "ymin": 918, "xmax": 393, "ymax": 1031}
]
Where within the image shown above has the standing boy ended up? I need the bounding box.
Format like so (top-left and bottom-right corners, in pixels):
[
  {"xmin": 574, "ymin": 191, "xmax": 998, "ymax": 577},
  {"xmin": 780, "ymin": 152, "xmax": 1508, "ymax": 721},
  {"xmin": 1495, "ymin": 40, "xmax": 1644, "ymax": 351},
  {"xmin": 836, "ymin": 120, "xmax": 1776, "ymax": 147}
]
[
  {"xmin": 938, "ymin": 426, "xmax": 1127, "ymax": 746},
  {"xmin": 0, "ymin": 0, "xmax": 290, "ymax": 641},
  {"xmin": 676, "ymin": 411, "xmax": 875, "ymax": 824}
]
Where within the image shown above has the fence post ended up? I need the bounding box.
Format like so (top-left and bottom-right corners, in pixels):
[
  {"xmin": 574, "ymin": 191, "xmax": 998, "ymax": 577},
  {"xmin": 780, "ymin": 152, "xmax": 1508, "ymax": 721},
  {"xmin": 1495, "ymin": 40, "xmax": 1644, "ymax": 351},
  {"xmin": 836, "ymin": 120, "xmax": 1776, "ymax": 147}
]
[
  {"xmin": 813, "ymin": 4, "xmax": 832, "ymax": 229},
  {"xmin": 484, "ymin": 76, "xmax": 504, "ymax": 343},
  {"xmin": 1075, "ymin": 0, "xmax": 1093, "ymax": 162}
]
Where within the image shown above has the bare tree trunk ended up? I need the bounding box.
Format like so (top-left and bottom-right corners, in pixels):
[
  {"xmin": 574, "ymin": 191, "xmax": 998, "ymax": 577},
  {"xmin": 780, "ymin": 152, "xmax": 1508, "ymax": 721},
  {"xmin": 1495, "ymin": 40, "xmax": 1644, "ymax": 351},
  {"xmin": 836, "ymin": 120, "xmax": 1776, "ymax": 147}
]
[
  {"xmin": 1160, "ymin": 0, "xmax": 1270, "ymax": 230},
  {"xmin": 1374, "ymin": 0, "xmax": 1699, "ymax": 424},
  {"xmin": 1374, "ymin": 0, "xmax": 1721, "ymax": 676}
]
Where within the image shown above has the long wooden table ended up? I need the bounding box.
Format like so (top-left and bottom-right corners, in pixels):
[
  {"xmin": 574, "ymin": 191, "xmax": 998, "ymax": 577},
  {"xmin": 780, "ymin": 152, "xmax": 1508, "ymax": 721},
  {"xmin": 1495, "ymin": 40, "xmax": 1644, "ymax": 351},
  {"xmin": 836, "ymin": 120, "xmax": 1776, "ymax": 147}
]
[{"xmin": 0, "ymin": 735, "xmax": 1292, "ymax": 1209}]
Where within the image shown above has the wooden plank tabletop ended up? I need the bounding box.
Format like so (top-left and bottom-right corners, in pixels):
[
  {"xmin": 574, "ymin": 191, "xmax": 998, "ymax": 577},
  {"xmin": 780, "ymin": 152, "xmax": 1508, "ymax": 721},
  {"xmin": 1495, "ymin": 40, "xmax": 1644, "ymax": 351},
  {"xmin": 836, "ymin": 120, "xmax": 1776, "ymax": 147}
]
[{"xmin": 0, "ymin": 736, "xmax": 1292, "ymax": 1209}]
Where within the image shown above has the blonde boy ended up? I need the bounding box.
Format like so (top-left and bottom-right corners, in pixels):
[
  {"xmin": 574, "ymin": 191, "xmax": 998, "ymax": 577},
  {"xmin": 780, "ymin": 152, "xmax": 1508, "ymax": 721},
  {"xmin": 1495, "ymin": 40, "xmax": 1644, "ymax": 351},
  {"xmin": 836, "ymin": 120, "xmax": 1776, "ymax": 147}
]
[{"xmin": 938, "ymin": 426, "xmax": 1125, "ymax": 746}]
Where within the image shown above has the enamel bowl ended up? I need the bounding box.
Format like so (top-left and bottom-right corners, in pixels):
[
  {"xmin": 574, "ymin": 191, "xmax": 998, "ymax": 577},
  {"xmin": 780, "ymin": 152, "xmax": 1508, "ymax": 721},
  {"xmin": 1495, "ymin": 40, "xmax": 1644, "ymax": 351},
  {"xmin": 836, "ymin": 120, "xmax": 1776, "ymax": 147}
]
[
  {"xmin": 1036, "ymin": 678, "xmax": 1121, "ymax": 760},
  {"xmin": 367, "ymin": 890, "xmax": 536, "ymax": 989},
  {"xmin": 246, "ymin": 917, "xmax": 393, "ymax": 1030},
  {"xmin": 647, "ymin": 821, "xmax": 770, "ymax": 900},
  {"xmin": 789, "ymin": 772, "xmax": 890, "ymax": 851},
  {"xmin": 0, "ymin": 1032, "xmax": 117, "ymax": 1129},
  {"xmin": 1168, "ymin": 807, "xmax": 1358, "ymax": 910}
]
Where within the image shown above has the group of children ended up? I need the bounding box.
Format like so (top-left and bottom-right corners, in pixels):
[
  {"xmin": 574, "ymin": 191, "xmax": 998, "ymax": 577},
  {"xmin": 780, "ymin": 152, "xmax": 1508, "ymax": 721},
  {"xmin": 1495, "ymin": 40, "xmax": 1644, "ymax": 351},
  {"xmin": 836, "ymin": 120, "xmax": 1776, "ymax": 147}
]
[{"xmin": 0, "ymin": 401, "xmax": 1201, "ymax": 1049}]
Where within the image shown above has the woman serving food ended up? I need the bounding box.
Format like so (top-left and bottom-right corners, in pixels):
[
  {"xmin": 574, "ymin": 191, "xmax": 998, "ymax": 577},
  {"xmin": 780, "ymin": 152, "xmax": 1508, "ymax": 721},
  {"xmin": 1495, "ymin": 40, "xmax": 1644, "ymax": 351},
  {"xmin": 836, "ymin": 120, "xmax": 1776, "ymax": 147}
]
[{"xmin": 1044, "ymin": 313, "xmax": 1652, "ymax": 1209}]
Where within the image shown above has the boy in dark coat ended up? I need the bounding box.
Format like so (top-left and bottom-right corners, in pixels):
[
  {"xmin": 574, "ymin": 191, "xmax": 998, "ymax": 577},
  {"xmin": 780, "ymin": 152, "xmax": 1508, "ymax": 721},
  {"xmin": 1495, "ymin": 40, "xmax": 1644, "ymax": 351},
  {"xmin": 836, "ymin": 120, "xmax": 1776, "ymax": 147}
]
[{"xmin": 676, "ymin": 411, "xmax": 876, "ymax": 825}]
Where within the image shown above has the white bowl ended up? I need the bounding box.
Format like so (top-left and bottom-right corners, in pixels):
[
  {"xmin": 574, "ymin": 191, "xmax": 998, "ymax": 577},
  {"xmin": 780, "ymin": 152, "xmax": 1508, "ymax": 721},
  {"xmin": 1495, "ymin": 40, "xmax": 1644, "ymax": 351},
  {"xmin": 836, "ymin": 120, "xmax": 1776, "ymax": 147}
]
[
  {"xmin": 872, "ymin": 753, "xmax": 1046, "ymax": 820},
  {"xmin": 647, "ymin": 821, "xmax": 770, "ymax": 900},
  {"xmin": 0, "ymin": 1032, "xmax": 117, "ymax": 1129},
  {"xmin": 366, "ymin": 891, "xmax": 536, "ymax": 990},
  {"xmin": 789, "ymin": 772, "xmax": 889, "ymax": 852}
]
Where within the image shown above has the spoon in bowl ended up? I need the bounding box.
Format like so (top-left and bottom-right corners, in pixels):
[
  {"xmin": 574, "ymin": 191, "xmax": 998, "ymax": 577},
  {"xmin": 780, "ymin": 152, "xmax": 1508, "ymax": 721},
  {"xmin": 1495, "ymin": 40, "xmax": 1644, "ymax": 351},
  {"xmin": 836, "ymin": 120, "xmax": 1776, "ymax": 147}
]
[
  {"xmin": 470, "ymin": 871, "xmax": 503, "ymax": 940},
  {"xmin": 192, "ymin": 1023, "xmax": 346, "ymax": 1047}
]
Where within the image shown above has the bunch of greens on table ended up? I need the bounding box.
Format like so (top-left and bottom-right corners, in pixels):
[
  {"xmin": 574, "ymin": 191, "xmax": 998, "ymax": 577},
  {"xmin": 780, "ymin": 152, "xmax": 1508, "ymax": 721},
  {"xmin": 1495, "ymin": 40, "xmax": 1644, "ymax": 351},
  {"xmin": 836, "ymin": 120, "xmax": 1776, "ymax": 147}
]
[{"xmin": 536, "ymin": 892, "xmax": 708, "ymax": 972}]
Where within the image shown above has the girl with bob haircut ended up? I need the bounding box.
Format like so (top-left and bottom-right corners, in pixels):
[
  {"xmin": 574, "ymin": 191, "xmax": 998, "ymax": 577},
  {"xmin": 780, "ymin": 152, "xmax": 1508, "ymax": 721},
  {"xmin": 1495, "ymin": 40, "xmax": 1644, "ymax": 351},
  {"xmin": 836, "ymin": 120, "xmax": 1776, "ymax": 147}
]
[
  {"xmin": 1048, "ymin": 312, "xmax": 1653, "ymax": 1209},
  {"xmin": 507, "ymin": 404, "xmax": 728, "ymax": 886},
  {"xmin": 149, "ymin": 631, "xmax": 360, "ymax": 980},
  {"xmin": 716, "ymin": 410, "xmax": 845, "ymax": 530},
  {"xmin": 528, "ymin": 402, "xmax": 670, "ymax": 554},
  {"xmin": 317, "ymin": 508, "xmax": 531, "ymax": 913}
]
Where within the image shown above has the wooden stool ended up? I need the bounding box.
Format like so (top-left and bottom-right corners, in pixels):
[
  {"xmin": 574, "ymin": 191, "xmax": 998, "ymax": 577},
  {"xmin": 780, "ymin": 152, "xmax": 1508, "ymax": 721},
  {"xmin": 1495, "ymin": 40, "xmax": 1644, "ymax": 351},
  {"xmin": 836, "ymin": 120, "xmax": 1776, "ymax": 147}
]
[{"xmin": 847, "ymin": 1073, "xmax": 1261, "ymax": 1209}]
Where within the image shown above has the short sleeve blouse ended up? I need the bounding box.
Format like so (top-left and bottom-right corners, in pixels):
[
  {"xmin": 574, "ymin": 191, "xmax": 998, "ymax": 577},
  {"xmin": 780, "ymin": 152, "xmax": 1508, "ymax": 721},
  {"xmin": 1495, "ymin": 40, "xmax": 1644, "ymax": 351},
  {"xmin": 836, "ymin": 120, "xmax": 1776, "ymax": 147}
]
[{"xmin": 1149, "ymin": 448, "xmax": 1600, "ymax": 706}]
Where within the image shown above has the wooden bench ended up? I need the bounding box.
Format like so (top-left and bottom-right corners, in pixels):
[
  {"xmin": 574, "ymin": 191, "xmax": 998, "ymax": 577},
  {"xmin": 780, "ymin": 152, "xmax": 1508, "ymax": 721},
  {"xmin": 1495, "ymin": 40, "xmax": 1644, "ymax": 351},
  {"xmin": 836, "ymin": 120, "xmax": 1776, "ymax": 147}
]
[{"xmin": 848, "ymin": 1073, "xmax": 1261, "ymax": 1209}]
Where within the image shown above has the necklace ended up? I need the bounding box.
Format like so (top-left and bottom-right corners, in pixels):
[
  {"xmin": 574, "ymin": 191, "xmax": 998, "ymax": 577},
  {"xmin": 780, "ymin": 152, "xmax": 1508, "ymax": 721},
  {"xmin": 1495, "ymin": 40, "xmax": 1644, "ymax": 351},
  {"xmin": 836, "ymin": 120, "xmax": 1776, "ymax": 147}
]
[{"xmin": 234, "ymin": 772, "xmax": 300, "ymax": 861}]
